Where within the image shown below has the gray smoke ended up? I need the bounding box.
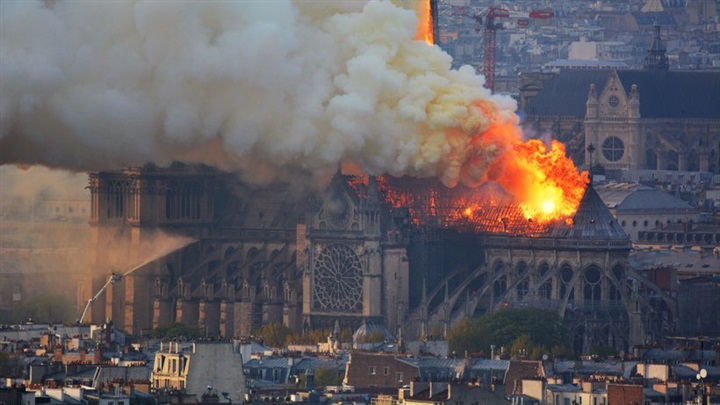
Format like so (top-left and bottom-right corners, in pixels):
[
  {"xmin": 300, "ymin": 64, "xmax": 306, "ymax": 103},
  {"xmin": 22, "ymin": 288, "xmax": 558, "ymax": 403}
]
[{"xmin": 0, "ymin": 0, "xmax": 520, "ymax": 187}]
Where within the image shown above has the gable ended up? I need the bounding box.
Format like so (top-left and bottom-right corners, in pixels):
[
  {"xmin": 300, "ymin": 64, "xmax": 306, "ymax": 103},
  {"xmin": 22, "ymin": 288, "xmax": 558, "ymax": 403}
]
[
  {"xmin": 599, "ymin": 70, "xmax": 630, "ymax": 117},
  {"xmin": 315, "ymin": 172, "xmax": 361, "ymax": 231}
]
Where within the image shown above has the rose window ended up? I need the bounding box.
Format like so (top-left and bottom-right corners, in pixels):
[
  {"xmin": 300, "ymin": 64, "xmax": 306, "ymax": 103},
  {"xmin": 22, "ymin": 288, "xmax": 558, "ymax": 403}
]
[
  {"xmin": 602, "ymin": 136, "xmax": 624, "ymax": 162},
  {"xmin": 608, "ymin": 95, "xmax": 620, "ymax": 108},
  {"xmin": 312, "ymin": 243, "xmax": 363, "ymax": 312}
]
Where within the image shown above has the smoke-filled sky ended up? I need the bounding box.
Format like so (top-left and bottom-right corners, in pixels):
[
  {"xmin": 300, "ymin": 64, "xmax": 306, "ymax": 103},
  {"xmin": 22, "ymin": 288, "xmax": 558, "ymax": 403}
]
[{"xmin": 0, "ymin": 0, "xmax": 521, "ymax": 187}]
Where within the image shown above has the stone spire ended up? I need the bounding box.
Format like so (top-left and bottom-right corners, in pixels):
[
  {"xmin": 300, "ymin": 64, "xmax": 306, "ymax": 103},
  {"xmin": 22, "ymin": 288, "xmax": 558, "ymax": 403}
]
[{"xmin": 643, "ymin": 23, "xmax": 669, "ymax": 70}]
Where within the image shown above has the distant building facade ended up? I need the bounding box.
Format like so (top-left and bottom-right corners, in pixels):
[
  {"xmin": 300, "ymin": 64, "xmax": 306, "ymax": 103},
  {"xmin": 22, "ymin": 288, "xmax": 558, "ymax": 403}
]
[
  {"xmin": 151, "ymin": 342, "xmax": 246, "ymax": 401},
  {"xmin": 521, "ymin": 27, "xmax": 720, "ymax": 174},
  {"xmin": 595, "ymin": 183, "xmax": 699, "ymax": 241}
]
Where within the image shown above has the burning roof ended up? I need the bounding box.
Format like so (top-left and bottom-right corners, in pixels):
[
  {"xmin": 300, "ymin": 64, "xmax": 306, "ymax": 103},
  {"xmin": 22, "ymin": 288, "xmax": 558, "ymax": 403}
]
[{"xmin": 348, "ymin": 174, "xmax": 626, "ymax": 241}]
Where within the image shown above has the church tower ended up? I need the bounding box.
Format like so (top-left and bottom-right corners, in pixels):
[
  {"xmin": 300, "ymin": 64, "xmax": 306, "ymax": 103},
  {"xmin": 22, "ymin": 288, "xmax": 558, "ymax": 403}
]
[
  {"xmin": 85, "ymin": 164, "xmax": 217, "ymax": 334},
  {"xmin": 643, "ymin": 24, "xmax": 669, "ymax": 70}
]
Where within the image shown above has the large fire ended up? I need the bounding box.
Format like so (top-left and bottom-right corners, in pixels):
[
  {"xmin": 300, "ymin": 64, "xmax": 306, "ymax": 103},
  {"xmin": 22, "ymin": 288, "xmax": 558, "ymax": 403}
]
[
  {"xmin": 366, "ymin": 137, "xmax": 588, "ymax": 236},
  {"xmin": 399, "ymin": 0, "xmax": 589, "ymax": 233},
  {"xmin": 413, "ymin": 0, "xmax": 435, "ymax": 45},
  {"xmin": 490, "ymin": 139, "xmax": 589, "ymax": 224}
]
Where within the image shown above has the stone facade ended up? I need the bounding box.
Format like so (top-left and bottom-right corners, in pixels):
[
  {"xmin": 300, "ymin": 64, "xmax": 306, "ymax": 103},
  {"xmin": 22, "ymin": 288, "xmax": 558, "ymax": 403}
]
[
  {"xmin": 86, "ymin": 166, "xmax": 410, "ymax": 338},
  {"xmin": 521, "ymin": 62, "xmax": 720, "ymax": 175},
  {"xmin": 86, "ymin": 165, "xmax": 647, "ymax": 353}
]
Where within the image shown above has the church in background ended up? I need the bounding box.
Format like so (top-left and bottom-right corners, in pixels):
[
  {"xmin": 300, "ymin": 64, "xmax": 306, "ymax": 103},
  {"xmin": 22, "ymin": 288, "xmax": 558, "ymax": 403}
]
[{"xmin": 520, "ymin": 25, "xmax": 720, "ymax": 177}]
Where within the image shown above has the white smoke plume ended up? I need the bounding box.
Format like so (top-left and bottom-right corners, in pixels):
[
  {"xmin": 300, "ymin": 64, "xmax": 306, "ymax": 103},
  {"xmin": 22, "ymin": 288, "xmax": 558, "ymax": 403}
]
[{"xmin": 0, "ymin": 0, "xmax": 520, "ymax": 187}]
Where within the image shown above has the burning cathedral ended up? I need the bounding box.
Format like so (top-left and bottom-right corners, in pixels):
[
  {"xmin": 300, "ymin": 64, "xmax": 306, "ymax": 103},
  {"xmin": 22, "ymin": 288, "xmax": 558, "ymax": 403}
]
[
  {"xmin": 2, "ymin": 1, "xmax": 645, "ymax": 354},
  {"xmin": 83, "ymin": 163, "xmax": 638, "ymax": 353}
]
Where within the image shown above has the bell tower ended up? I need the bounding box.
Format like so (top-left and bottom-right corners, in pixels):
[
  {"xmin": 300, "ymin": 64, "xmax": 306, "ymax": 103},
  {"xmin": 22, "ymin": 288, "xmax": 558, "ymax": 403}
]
[
  {"xmin": 84, "ymin": 164, "xmax": 218, "ymax": 333},
  {"xmin": 643, "ymin": 24, "xmax": 669, "ymax": 70}
]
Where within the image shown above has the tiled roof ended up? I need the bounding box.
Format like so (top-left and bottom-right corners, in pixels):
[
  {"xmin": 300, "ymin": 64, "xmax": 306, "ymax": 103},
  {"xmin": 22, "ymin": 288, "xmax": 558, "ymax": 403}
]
[
  {"xmin": 244, "ymin": 357, "xmax": 294, "ymax": 369},
  {"xmin": 243, "ymin": 356, "xmax": 347, "ymax": 372},
  {"xmin": 673, "ymin": 364, "xmax": 699, "ymax": 379},
  {"xmin": 244, "ymin": 341, "xmax": 273, "ymax": 354},
  {"xmin": 629, "ymin": 249, "xmax": 720, "ymax": 271},
  {"xmin": 293, "ymin": 356, "xmax": 347, "ymax": 372},
  {"xmin": 66, "ymin": 367, "xmax": 97, "ymax": 379},
  {"xmin": 469, "ymin": 359, "xmax": 510, "ymax": 371},
  {"xmin": 416, "ymin": 358, "xmax": 466, "ymax": 369},
  {"xmin": 96, "ymin": 366, "xmax": 151, "ymax": 384},
  {"xmin": 553, "ymin": 360, "xmax": 637, "ymax": 378},
  {"xmin": 641, "ymin": 348, "xmax": 685, "ymax": 361}
]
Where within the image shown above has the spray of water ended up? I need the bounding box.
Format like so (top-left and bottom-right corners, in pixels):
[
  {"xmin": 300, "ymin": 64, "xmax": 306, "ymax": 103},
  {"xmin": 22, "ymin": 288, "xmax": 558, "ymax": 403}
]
[{"xmin": 121, "ymin": 237, "xmax": 196, "ymax": 276}]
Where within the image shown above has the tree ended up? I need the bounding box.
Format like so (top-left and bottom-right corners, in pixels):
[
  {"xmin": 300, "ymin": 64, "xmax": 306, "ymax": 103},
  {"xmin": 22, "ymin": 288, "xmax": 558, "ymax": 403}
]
[
  {"xmin": 480, "ymin": 308, "xmax": 569, "ymax": 350},
  {"xmin": 313, "ymin": 366, "xmax": 343, "ymax": 388},
  {"xmin": 448, "ymin": 318, "xmax": 493, "ymax": 355},
  {"xmin": 550, "ymin": 344, "xmax": 576, "ymax": 359},
  {"xmin": 254, "ymin": 323, "xmax": 294, "ymax": 348},
  {"xmin": 356, "ymin": 330, "xmax": 385, "ymax": 343},
  {"xmin": 153, "ymin": 323, "xmax": 202, "ymax": 339},
  {"xmin": 340, "ymin": 328, "xmax": 353, "ymax": 344},
  {"xmin": 588, "ymin": 345, "xmax": 618, "ymax": 358},
  {"xmin": 448, "ymin": 308, "xmax": 572, "ymax": 358},
  {"xmin": 510, "ymin": 334, "xmax": 532, "ymax": 358},
  {"xmin": 290, "ymin": 329, "xmax": 332, "ymax": 345}
]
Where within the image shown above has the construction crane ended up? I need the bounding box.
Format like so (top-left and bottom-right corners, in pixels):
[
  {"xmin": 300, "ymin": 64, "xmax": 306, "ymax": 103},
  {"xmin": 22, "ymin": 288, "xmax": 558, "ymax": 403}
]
[
  {"xmin": 450, "ymin": 6, "xmax": 553, "ymax": 92},
  {"xmin": 77, "ymin": 273, "xmax": 123, "ymax": 325}
]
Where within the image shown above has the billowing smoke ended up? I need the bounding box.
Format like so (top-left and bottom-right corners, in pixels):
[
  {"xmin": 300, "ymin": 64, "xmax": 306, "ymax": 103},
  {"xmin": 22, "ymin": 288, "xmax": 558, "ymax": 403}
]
[
  {"xmin": 0, "ymin": 165, "xmax": 86, "ymax": 202},
  {"xmin": 0, "ymin": 0, "xmax": 520, "ymax": 187}
]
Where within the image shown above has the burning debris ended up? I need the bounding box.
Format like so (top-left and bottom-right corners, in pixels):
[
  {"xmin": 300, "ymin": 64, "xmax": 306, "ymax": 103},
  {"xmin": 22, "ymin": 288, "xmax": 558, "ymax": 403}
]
[{"xmin": 347, "ymin": 173, "xmax": 583, "ymax": 237}]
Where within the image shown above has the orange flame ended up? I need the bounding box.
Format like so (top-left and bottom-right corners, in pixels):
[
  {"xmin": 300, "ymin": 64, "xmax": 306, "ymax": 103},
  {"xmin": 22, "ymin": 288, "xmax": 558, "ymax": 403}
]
[
  {"xmin": 364, "ymin": 133, "xmax": 588, "ymax": 234},
  {"xmin": 488, "ymin": 138, "xmax": 589, "ymax": 224},
  {"xmin": 452, "ymin": 102, "xmax": 589, "ymax": 226},
  {"xmin": 413, "ymin": 0, "xmax": 434, "ymax": 45}
]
